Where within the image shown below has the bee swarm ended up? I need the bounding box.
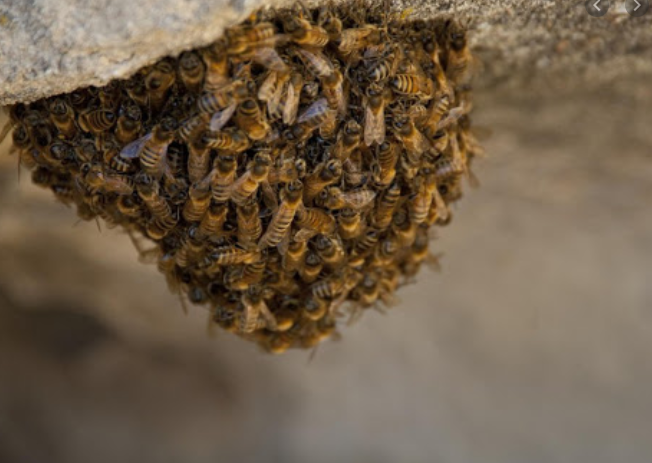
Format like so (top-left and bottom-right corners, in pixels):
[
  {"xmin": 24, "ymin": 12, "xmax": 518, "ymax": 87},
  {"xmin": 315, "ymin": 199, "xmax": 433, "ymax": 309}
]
[{"xmin": 3, "ymin": 1, "xmax": 480, "ymax": 353}]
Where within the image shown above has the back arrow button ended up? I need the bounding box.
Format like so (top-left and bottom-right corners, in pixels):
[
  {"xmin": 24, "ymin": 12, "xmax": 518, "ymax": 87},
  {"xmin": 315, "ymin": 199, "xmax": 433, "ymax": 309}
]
[{"xmin": 586, "ymin": 0, "xmax": 610, "ymax": 16}]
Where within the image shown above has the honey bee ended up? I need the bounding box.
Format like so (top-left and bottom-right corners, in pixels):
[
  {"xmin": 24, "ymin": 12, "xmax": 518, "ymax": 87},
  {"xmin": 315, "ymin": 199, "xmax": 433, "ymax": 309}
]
[
  {"xmin": 367, "ymin": 45, "xmax": 400, "ymax": 82},
  {"xmin": 202, "ymin": 39, "xmax": 230, "ymax": 92},
  {"xmin": 314, "ymin": 234, "xmax": 345, "ymax": 267},
  {"xmin": 390, "ymin": 74, "xmax": 434, "ymax": 99},
  {"xmin": 198, "ymin": 202, "xmax": 228, "ymax": 238},
  {"xmin": 318, "ymin": 107, "xmax": 338, "ymax": 140},
  {"xmin": 48, "ymin": 98, "xmax": 77, "ymax": 138},
  {"xmin": 299, "ymin": 251, "xmax": 323, "ymax": 284},
  {"xmin": 287, "ymin": 98, "xmax": 334, "ymax": 144},
  {"xmin": 321, "ymin": 68, "xmax": 347, "ymax": 116},
  {"xmin": 391, "ymin": 209, "xmax": 417, "ymax": 247},
  {"xmin": 392, "ymin": 116, "xmax": 432, "ymax": 157},
  {"xmin": 115, "ymin": 103, "xmax": 143, "ymax": 144},
  {"xmin": 209, "ymin": 152, "xmax": 236, "ymax": 202},
  {"xmin": 258, "ymin": 180, "xmax": 304, "ymax": 248},
  {"xmin": 371, "ymin": 236, "xmax": 399, "ymax": 268},
  {"xmin": 258, "ymin": 70, "xmax": 290, "ymax": 119},
  {"xmin": 121, "ymin": 117, "xmax": 178, "ymax": 179},
  {"xmin": 135, "ymin": 173, "xmax": 174, "ymax": 219},
  {"xmin": 284, "ymin": 16, "xmax": 329, "ymax": 47},
  {"xmin": 302, "ymin": 294, "xmax": 328, "ymax": 321},
  {"xmin": 145, "ymin": 60, "xmax": 177, "ymax": 111},
  {"xmin": 283, "ymin": 239, "xmax": 307, "ymax": 273},
  {"xmin": 408, "ymin": 175, "xmax": 433, "ymax": 225},
  {"xmin": 238, "ymin": 289, "xmax": 278, "ymax": 333},
  {"xmin": 209, "ymin": 246, "xmax": 261, "ymax": 267},
  {"xmin": 197, "ymin": 80, "xmax": 248, "ymax": 117},
  {"xmin": 125, "ymin": 77, "xmax": 149, "ymax": 107},
  {"xmin": 353, "ymin": 274, "xmax": 380, "ymax": 308},
  {"xmin": 372, "ymin": 181, "xmax": 401, "ymax": 229},
  {"xmin": 303, "ymin": 158, "xmax": 342, "ymax": 202},
  {"xmin": 363, "ymin": 83, "xmax": 392, "ymax": 146},
  {"xmin": 78, "ymin": 108, "xmax": 116, "ymax": 134},
  {"xmin": 178, "ymin": 51, "xmax": 206, "ymax": 93},
  {"xmin": 338, "ymin": 25, "xmax": 381, "ymax": 56},
  {"xmin": 317, "ymin": 5, "xmax": 342, "ymax": 41},
  {"xmin": 294, "ymin": 207, "xmax": 336, "ymax": 241},
  {"xmin": 294, "ymin": 48, "xmax": 334, "ymax": 78},
  {"xmin": 371, "ymin": 140, "xmax": 399, "ymax": 187},
  {"xmin": 234, "ymin": 98, "xmax": 270, "ymax": 141},
  {"xmin": 229, "ymin": 152, "xmax": 271, "ymax": 205},
  {"xmin": 320, "ymin": 186, "xmax": 376, "ymax": 211},
  {"xmin": 444, "ymin": 19, "xmax": 474, "ymax": 83},
  {"xmin": 236, "ymin": 198, "xmax": 263, "ymax": 247},
  {"xmin": 202, "ymin": 128, "xmax": 251, "ymax": 153},
  {"xmin": 225, "ymin": 21, "xmax": 278, "ymax": 55},
  {"xmin": 227, "ymin": 261, "xmax": 266, "ymax": 291},
  {"xmin": 182, "ymin": 176, "xmax": 212, "ymax": 222},
  {"xmin": 311, "ymin": 272, "xmax": 346, "ymax": 300},
  {"xmin": 337, "ymin": 207, "xmax": 364, "ymax": 240},
  {"xmin": 82, "ymin": 163, "xmax": 134, "ymax": 195},
  {"xmin": 281, "ymin": 72, "xmax": 304, "ymax": 125},
  {"xmin": 268, "ymin": 155, "xmax": 306, "ymax": 185},
  {"xmin": 331, "ymin": 119, "xmax": 362, "ymax": 161}
]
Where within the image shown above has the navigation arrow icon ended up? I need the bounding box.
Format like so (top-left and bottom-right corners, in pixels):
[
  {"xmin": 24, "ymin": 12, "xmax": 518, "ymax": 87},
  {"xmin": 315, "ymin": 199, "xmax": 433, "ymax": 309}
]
[
  {"xmin": 593, "ymin": 0, "xmax": 601, "ymax": 10},
  {"xmin": 634, "ymin": 0, "xmax": 641, "ymax": 11}
]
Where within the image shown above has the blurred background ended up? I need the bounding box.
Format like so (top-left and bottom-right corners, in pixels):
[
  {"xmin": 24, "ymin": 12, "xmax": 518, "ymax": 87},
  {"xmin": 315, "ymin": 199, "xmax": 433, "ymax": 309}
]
[{"xmin": 2, "ymin": 5, "xmax": 652, "ymax": 463}]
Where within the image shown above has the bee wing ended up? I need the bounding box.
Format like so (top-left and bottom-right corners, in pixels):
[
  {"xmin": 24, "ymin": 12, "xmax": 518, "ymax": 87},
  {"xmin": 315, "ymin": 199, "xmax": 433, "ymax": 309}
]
[
  {"xmin": 258, "ymin": 71, "xmax": 278, "ymax": 102},
  {"xmin": 296, "ymin": 48, "xmax": 333, "ymax": 77},
  {"xmin": 250, "ymin": 47, "xmax": 289, "ymax": 73},
  {"xmin": 293, "ymin": 228, "xmax": 318, "ymax": 243},
  {"xmin": 363, "ymin": 103, "xmax": 385, "ymax": 146},
  {"xmin": 436, "ymin": 105, "xmax": 468, "ymax": 130},
  {"xmin": 297, "ymin": 98, "xmax": 329, "ymax": 124},
  {"xmin": 105, "ymin": 177, "xmax": 134, "ymax": 195},
  {"xmin": 260, "ymin": 180, "xmax": 279, "ymax": 214},
  {"xmin": 345, "ymin": 189, "xmax": 376, "ymax": 209},
  {"xmin": 267, "ymin": 72, "xmax": 290, "ymax": 117},
  {"xmin": 258, "ymin": 300, "xmax": 278, "ymax": 331},
  {"xmin": 209, "ymin": 103, "xmax": 237, "ymax": 131},
  {"xmin": 120, "ymin": 133, "xmax": 151, "ymax": 159},
  {"xmin": 282, "ymin": 77, "xmax": 302, "ymax": 125}
]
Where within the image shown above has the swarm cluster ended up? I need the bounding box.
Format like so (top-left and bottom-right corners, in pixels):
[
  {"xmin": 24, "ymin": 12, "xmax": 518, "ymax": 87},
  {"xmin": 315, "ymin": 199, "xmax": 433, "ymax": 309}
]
[{"xmin": 2, "ymin": 1, "xmax": 481, "ymax": 353}]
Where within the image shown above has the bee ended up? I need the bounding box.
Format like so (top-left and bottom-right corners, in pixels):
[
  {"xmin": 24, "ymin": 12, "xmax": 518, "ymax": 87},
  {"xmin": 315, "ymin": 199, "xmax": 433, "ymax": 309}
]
[
  {"xmin": 135, "ymin": 173, "xmax": 173, "ymax": 218},
  {"xmin": 202, "ymin": 39, "xmax": 230, "ymax": 92},
  {"xmin": 209, "ymin": 152, "xmax": 236, "ymax": 202},
  {"xmin": 371, "ymin": 236, "xmax": 399, "ymax": 268},
  {"xmin": 372, "ymin": 181, "xmax": 401, "ymax": 229},
  {"xmin": 320, "ymin": 187, "xmax": 376, "ymax": 211},
  {"xmin": 229, "ymin": 152, "xmax": 271, "ymax": 205},
  {"xmin": 122, "ymin": 117, "xmax": 178, "ymax": 179},
  {"xmin": 236, "ymin": 198, "xmax": 263, "ymax": 247},
  {"xmin": 371, "ymin": 140, "xmax": 399, "ymax": 187},
  {"xmin": 201, "ymin": 128, "xmax": 251, "ymax": 153},
  {"xmin": 209, "ymin": 246, "xmax": 261, "ymax": 267},
  {"xmin": 424, "ymin": 170, "xmax": 450, "ymax": 222},
  {"xmin": 225, "ymin": 21, "xmax": 278, "ymax": 55},
  {"xmin": 98, "ymin": 81, "xmax": 122, "ymax": 110},
  {"xmin": 363, "ymin": 83, "xmax": 391, "ymax": 146},
  {"xmin": 116, "ymin": 195, "xmax": 141, "ymax": 219},
  {"xmin": 338, "ymin": 25, "xmax": 382, "ymax": 56},
  {"xmin": 283, "ymin": 239, "xmax": 307, "ymax": 273},
  {"xmin": 311, "ymin": 272, "xmax": 346, "ymax": 300},
  {"xmin": 444, "ymin": 19, "xmax": 474, "ymax": 83},
  {"xmin": 238, "ymin": 289, "xmax": 278, "ymax": 333},
  {"xmin": 125, "ymin": 77, "xmax": 149, "ymax": 107},
  {"xmin": 227, "ymin": 261, "xmax": 266, "ymax": 291},
  {"xmin": 268, "ymin": 155, "xmax": 306, "ymax": 185},
  {"xmin": 197, "ymin": 80, "xmax": 248, "ymax": 116},
  {"xmin": 314, "ymin": 234, "xmax": 345, "ymax": 267},
  {"xmin": 317, "ymin": 5, "xmax": 342, "ymax": 41},
  {"xmin": 48, "ymin": 98, "xmax": 77, "ymax": 138},
  {"xmin": 67, "ymin": 89, "xmax": 92, "ymax": 110},
  {"xmin": 332, "ymin": 119, "xmax": 362, "ymax": 161},
  {"xmin": 287, "ymin": 98, "xmax": 334, "ymax": 144},
  {"xmin": 115, "ymin": 103, "xmax": 143, "ymax": 144},
  {"xmin": 294, "ymin": 48, "xmax": 334, "ymax": 78},
  {"xmin": 178, "ymin": 51, "xmax": 205, "ymax": 93},
  {"xmin": 303, "ymin": 158, "xmax": 342, "ymax": 202},
  {"xmin": 338, "ymin": 207, "xmax": 364, "ymax": 240},
  {"xmin": 284, "ymin": 16, "xmax": 329, "ymax": 47},
  {"xmin": 258, "ymin": 180, "xmax": 304, "ymax": 248},
  {"xmin": 299, "ymin": 251, "xmax": 323, "ymax": 284},
  {"xmin": 390, "ymin": 74, "xmax": 434, "ymax": 99},
  {"xmin": 367, "ymin": 45, "xmax": 400, "ymax": 82},
  {"xmin": 433, "ymin": 156, "xmax": 465, "ymax": 183},
  {"xmin": 82, "ymin": 163, "xmax": 134, "ymax": 195},
  {"xmin": 78, "ymin": 108, "xmax": 116, "ymax": 134},
  {"xmin": 353, "ymin": 274, "xmax": 380, "ymax": 307},
  {"xmin": 321, "ymin": 68, "xmax": 347, "ymax": 116},
  {"xmin": 391, "ymin": 209, "xmax": 417, "ymax": 247},
  {"xmin": 145, "ymin": 60, "xmax": 176, "ymax": 111},
  {"xmin": 281, "ymin": 72, "xmax": 304, "ymax": 125},
  {"xmin": 422, "ymin": 93, "xmax": 451, "ymax": 138},
  {"xmin": 198, "ymin": 202, "xmax": 228, "ymax": 238},
  {"xmin": 392, "ymin": 116, "xmax": 432, "ymax": 157},
  {"xmin": 182, "ymin": 176, "xmax": 212, "ymax": 223},
  {"xmin": 319, "ymin": 107, "xmax": 338, "ymax": 140},
  {"xmin": 10, "ymin": 123, "xmax": 31, "ymax": 151},
  {"xmin": 234, "ymin": 98, "xmax": 270, "ymax": 141},
  {"xmin": 294, "ymin": 207, "xmax": 336, "ymax": 242},
  {"xmin": 258, "ymin": 70, "xmax": 290, "ymax": 119}
]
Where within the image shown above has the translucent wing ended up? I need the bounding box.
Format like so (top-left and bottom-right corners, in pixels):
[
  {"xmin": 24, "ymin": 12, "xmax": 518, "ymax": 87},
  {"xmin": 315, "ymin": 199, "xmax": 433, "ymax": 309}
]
[
  {"xmin": 120, "ymin": 133, "xmax": 151, "ymax": 159},
  {"xmin": 297, "ymin": 98, "xmax": 329, "ymax": 124},
  {"xmin": 282, "ymin": 76, "xmax": 302, "ymax": 125},
  {"xmin": 250, "ymin": 48, "xmax": 289, "ymax": 73},
  {"xmin": 364, "ymin": 103, "xmax": 385, "ymax": 146},
  {"xmin": 209, "ymin": 103, "xmax": 237, "ymax": 131}
]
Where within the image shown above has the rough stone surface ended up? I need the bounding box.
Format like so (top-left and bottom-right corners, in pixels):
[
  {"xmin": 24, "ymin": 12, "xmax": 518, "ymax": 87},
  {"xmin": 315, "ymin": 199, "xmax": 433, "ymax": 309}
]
[{"xmin": 2, "ymin": 0, "xmax": 652, "ymax": 105}]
